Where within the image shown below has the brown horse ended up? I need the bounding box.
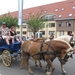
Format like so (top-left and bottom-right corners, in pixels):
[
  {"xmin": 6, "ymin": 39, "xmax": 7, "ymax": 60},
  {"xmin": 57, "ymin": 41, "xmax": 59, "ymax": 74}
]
[{"xmin": 20, "ymin": 40, "xmax": 74, "ymax": 75}]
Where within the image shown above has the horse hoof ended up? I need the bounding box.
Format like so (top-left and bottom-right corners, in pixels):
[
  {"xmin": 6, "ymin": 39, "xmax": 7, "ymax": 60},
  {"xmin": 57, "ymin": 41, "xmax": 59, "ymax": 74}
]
[
  {"xmin": 29, "ymin": 71, "xmax": 33, "ymax": 74},
  {"xmin": 40, "ymin": 65, "xmax": 42, "ymax": 68},
  {"xmin": 46, "ymin": 72, "xmax": 52, "ymax": 75},
  {"xmin": 35, "ymin": 65, "xmax": 38, "ymax": 67},
  {"xmin": 20, "ymin": 66, "xmax": 24, "ymax": 69},
  {"xmin": 62, "ymin": 70, "xmax": 66, "ymax": 74}
]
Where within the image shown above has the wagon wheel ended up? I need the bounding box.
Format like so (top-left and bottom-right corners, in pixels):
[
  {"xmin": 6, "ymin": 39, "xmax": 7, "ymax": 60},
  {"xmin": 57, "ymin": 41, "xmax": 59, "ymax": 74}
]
[{"xmin": 2, "ymin": 50, "xmax": 12, "ymax": 67}]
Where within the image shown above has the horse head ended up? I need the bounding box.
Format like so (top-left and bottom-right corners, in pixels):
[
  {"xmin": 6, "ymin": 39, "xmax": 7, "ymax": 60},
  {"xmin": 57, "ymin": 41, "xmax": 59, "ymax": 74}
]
[{"xmin": 46, "ymin": 40, "xmax": 74, "ymax": 64}]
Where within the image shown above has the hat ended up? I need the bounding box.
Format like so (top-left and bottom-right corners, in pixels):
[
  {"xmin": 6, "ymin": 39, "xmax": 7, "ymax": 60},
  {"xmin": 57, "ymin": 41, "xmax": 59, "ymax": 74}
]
[{"xmin": 2, "ymin": 22, "xmax": 6, "ymax": 25}]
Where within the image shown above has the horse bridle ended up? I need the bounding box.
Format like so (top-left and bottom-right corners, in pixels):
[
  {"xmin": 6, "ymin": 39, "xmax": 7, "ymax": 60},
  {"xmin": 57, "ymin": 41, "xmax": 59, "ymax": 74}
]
[{"xmin": 46, "ymin": 41, "xmax": 74, "ymax": 64}]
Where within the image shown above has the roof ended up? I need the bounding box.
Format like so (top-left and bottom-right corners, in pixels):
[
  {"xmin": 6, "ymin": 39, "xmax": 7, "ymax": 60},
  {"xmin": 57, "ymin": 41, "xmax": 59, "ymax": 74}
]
[{"xmin": 1, "ymin": 0, "xmax": 75, "ymax": 20}]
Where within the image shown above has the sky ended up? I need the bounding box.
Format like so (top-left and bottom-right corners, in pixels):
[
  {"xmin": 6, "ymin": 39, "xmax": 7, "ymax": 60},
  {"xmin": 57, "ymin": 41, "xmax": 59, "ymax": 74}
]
[{"xmin": 0, "ymin": 0, "xmax": 66, "ymax": 14}]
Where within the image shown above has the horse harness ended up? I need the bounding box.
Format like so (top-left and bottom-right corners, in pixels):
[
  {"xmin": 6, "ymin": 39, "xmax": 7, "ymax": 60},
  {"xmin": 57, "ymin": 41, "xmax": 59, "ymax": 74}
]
[{"xmin": 32, "ymin": 40, "xmax": 60, "ymax": 60}]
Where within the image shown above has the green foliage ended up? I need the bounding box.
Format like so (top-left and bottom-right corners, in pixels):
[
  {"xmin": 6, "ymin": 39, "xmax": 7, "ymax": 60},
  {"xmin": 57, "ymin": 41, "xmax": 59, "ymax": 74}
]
[
  {"xmin": 27, "ymin": 9, "xmax": 45, "ymax": 33},
  {"xmin": 0, "ymin": 13, "xmax": 18, "ymax": 28}
]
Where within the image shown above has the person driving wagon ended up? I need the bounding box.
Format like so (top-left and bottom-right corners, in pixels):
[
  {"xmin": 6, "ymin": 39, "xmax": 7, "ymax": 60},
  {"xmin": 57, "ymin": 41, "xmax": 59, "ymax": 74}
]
[
  {"xmin": 0, "ymin": 22, "xmax": 19, "ymax": 49},
  {"xmin": 0, "ymin": 22, "xmax": 10, "ymax": 48}
]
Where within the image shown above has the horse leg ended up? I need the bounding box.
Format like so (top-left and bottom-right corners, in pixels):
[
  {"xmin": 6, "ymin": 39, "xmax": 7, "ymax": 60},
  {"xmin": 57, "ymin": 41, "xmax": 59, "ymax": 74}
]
[
  {"xmin": 35, "ymin": 59, "xmax": 42, "ymax": 68},
  {"xmin": 38, "ymin": 60, "xmax": 42, "ymax": 68},
  {"xmin": 45, "ymin": 63, "xmax": 49, "ymax": 71},
  {"xmin": 26, "ymin": 58, "xmax": 33, "ymax": 74},
  {"xmin": 20, "ymin": 52, "xmax": 33, "ymax": 74},
  {"xmin": 23, "ymin": 54, "xmax": 33, "ymax": 74},
  {"xmin": 35, "ymin": 59, "xmax": 38, "ymax": 67},
  {"xmin": 20, "ymin": 58, "xmax": 26, "ymax": 68},
  {"xmin": 46, "ymin": 59, "xmax": 55, "ymax": 75},
  {"xmin": 58, "ymin": 57, "xmax": 66, "ymax": 74},
  {"xmin": 20, "ymin": 51, "xmax": 26, "ymax": 68},
  {"xmin": 60, "ymin": 63, "xmax": 66, "ymax": 74}
]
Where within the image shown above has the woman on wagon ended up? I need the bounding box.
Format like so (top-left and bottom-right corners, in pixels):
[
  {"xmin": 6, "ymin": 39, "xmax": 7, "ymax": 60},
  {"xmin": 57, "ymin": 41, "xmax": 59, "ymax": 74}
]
[{"xmin": 9, "ymin": 26, "xmax": 20, "ymax": 44}]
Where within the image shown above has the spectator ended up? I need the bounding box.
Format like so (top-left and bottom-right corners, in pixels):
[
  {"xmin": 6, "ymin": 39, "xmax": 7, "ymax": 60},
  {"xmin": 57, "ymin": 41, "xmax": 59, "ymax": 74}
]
[
  {"xmin": 26, "ymin": 37, "xmax": 30, "ymax": 41},
  {"xmin": 49, "ymin": 33, "xmax": 54, "ymax": 40},
  {"xmin": 69, "ymin": 31, "xmax": 74, "ymax": 36},
  {"xmin": 0, "ymin": 22, "xmax": 10, "ymax": 48},
  {"xmin": 30, "ymin": 35, "xmax": 34, "ymax": 41},
  {"xmin": 22, "ymin": 36, "xmax": 26, "ymax": 41}
]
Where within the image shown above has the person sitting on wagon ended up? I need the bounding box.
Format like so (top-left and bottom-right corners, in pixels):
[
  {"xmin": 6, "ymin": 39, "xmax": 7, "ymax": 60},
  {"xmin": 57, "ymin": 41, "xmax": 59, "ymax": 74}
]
[
  {"xmin": 9, "ymin": 26, "xmax": 20, "ymax": 44},
  {"xmin": 0, "ymin": 22, "xmax": 10, "ymax": 48}
]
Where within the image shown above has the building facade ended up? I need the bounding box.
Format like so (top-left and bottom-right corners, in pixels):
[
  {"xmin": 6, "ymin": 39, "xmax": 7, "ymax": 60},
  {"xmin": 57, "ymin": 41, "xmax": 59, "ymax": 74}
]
[{"xmin": 1, "ymin": 0, "xmax": 75, "ymax": 38}]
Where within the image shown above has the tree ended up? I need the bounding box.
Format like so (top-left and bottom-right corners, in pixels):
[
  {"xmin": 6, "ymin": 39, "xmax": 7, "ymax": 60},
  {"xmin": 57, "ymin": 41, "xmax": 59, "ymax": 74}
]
[
  {"xmin": 0, "ymin": 13, "xmax": 18, "ymax": 28},
  {"xmin": 27, "ymin": 10, "xmax": 45, "ymax": 38}
]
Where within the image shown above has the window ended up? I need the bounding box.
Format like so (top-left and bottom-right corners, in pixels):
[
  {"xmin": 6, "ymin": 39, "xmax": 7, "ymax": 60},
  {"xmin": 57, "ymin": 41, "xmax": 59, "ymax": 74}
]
[
  {"xmin": 40, "ymin": 31, "xmax": 45, "ymax": 35},
  {"xmin": 49, "ymin": 31, "xmax": 55, "ymax": 35},
  {"xmin": 45, "ymin": 16, "xmax": 48, "ymax": 21},
  {"xmin": 59, "ymin": 15, "xmax": 62, "ymax": 17},
  {"xmin": 49, "ymin": 16, "xmax": 54, "ymax": 21},
  {"xmin": 49, "ymin": 23, "xmax": 55, "ymax": 27},
  {"xmin": 17, "ymin": 31, "xmax": 20, "ymax": 34},
  {"xmin": 62, "ymin": 8, "xmax": 64, "ymax": 10},
  {"xmin": 66, "ymin": 22, "xmax": 71, "ymax": 26},
  {"xmin": 41, "ymin": 15, "xmax": 55, "ymax": 21},
  {"xmin": 55, "ymin": 9, "xmax": 58, "ymax": 11},
  {"xmin": 59, "ymin": 22, "xmax": 63, "ymax": 27},
  {"xmin": 69, "ymin": 14, "xmax": 72, "ymax": 17},
  {"xmin": 22, "ymin": 25, "xmax": 26, "ymax": 28},
  {"xmin": 72, "ymin": 6, "xmax": 75, "ymax": 9},
  {"xmin": 60, "ymin": 31, "xmax": 64, "ymax": 36},
  {"xmin": 27, "ymin": 14, "xmax": 29, "ymax": 16},
  {"xmin": 44, "ymin": 10, "xmax": 47, "ymax": 13},
  {"xmin": 23, "ymin": 31, "xmax": 26, "ymax": 34}
]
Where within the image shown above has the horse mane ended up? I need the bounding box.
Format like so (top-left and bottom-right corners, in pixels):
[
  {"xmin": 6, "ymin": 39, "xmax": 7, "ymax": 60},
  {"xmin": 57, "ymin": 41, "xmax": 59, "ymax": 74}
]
[
  {"xmin": 33, "ymin": 38, "xmax": 46, "ymax": 42},
  {"xmin": 54, "ymin": 35, "xmax": 73, "ymax": 43},
  {"xmin": 54, "ymin": 39, "xmax": 71, "ymax": 48},
  {"xmin": 45, "ymin": 35, "xmax": 72, "ymax": 48}
]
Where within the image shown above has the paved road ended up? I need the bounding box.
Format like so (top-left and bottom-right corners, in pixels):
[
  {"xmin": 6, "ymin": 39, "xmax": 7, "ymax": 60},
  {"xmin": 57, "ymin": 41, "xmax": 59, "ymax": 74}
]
[{"xmin": 0, "ymin": 55, "xmax": 75, "ymax": 75}]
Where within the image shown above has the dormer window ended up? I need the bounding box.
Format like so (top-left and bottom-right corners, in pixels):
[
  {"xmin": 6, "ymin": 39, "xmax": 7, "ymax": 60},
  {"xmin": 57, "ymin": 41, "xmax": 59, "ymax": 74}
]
[
  {"xmin": 69, "ymin": 14, "xmax": 72, "ymax": 17},
  {"xmin": 44, "ymin": 10, "xmax": 47, "ymax": 13},
  {"xmin": 72, "ymin": 6, "xmax": 75, "ymax": 9},
  {"xmin": 59, "ymin": 15, "xmax": 62, "ymax": 17},
  {"xmin": 62, "ymin": 8, "xmax": 64, "ymax": 10},
  {"xmin": 27, "ymin": 14, "xmax": 29, "ymax": 16},
  {"xmin": 55, "ymin": 9, "xmax": 58, "ymax": 11}
]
